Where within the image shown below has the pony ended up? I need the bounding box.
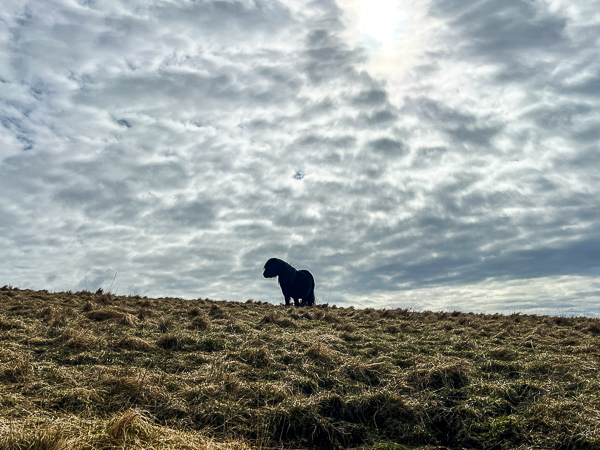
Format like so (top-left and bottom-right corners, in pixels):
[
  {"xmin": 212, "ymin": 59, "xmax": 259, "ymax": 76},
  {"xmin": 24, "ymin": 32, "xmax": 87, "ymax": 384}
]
[{"xmin": 263, "ymin": 258, "xmax": 315, "ymax": 307}]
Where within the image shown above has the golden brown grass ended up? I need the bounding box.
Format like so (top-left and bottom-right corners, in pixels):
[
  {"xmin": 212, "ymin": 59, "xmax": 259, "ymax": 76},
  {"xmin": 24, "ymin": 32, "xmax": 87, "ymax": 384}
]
[{"xmin": 1, "ymin": 287, "xmax": 600, "ymax": 449}]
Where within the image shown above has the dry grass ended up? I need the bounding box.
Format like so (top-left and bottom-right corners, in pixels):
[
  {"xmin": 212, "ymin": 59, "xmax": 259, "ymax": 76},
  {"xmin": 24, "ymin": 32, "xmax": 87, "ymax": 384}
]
[
  {"xmin": 0, "ymin": 412, "xmax": 253, "ymax": 449},
  {"xmin": 1, "ymin": 287, "xmax": 600, "ymax": 449}
]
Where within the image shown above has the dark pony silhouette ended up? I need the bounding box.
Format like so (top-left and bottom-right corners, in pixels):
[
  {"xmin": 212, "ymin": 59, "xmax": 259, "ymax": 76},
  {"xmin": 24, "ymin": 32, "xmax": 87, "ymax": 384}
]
[{"xmin": 263, "ymin": 258, "xmax": 315, "ymax": 307}]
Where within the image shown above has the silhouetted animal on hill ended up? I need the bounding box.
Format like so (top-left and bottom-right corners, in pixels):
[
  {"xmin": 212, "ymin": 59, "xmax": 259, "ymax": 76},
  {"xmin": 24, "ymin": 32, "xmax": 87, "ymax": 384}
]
[{"xmin": 263, "ymin": 258, "xmax": 315, "ymax": 307}]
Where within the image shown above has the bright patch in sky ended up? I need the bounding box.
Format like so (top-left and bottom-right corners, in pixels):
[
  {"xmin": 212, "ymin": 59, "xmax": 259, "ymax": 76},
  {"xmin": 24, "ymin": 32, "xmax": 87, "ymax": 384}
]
[
  {"xmin": 359, "ymin": 0, "xmax": 401, "ymax": 48},
  {"xmin": 338, "ymin": 0, "xmax": 437, "ymax": 84}
]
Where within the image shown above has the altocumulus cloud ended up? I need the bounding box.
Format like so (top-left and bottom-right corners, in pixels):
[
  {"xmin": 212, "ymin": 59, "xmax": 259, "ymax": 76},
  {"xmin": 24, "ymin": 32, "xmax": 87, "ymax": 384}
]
[{"xmin": 1, "ymin": 0, "xmax": 600, "ymax": 315}]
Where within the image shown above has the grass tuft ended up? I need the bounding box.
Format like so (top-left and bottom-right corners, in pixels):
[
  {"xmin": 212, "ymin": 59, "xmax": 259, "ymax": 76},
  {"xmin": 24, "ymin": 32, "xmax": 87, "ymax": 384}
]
[
  {"xmin": 87, "ymin": 309, "xmax": 126, "ymax": 321},
  {"xmin": 107, "ymin": 409, "xmax": 152, "ymax": 443},
  {"xmin": 259, "ymin": 311, "xmax": 296, "ymax": 328},
  {"xmin": 190, "ymin": 314, "xmax": 211, "ymax": 330},
  {"xmin": 304, "ymin": 343, "xmax": 334, "ymax": 364},
  {"xmin": 209, "ymin": 304, "xmax": 229, "ymax": 319},
  {"xmin": 156, "ymin": 333, "xmax": 180, "ymax": 350},
  {"xmin": 0, "ymin": 356, "xmax": 32, "ymax": 383},
  {"xmin": 116, "ymin": 335, "xmax": 154, "ymax": 351},
  {"xmin": 61, "ymin": 327, "xmax": 106, "ymax": 350}
]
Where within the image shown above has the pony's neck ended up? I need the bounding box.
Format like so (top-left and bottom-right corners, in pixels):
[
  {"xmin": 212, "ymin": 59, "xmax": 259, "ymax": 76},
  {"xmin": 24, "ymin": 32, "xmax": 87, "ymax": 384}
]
[{"xmin": 279, "ymin": 262, "xmax": 296, "ymax": 284}]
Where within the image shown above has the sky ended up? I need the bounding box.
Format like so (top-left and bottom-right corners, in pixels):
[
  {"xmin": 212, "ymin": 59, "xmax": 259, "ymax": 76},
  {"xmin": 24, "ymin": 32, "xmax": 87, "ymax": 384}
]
[{"xmin": 1, "ymin": 0, "xmax": 600, "ymax": 315}]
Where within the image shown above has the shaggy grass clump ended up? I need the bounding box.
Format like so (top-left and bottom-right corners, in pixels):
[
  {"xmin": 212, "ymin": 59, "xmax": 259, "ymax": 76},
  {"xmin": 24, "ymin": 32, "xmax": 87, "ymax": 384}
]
[{"xmin": 1, "ymin": 287, "xmax": 600, "ymax": 448}]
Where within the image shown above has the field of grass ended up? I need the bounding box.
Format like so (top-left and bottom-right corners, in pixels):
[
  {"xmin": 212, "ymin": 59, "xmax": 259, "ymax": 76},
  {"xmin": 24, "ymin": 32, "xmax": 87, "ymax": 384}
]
[{"xmin": 1, "ymin": 286, "xmax": 600, "ymax": 449}]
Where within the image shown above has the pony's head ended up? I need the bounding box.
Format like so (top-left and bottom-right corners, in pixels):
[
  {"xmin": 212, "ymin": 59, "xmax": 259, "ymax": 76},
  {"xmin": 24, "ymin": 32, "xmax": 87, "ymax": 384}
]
[{"xmin": 263, "ymin": 258, "xmax": 284, "ymax": 278}]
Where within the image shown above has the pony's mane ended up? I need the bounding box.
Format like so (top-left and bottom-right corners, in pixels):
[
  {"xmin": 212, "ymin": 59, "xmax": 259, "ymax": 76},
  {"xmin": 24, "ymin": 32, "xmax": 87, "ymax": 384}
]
[{"xmin": 278, "ymin": 260, "xmax": 296, "ymax": 279}]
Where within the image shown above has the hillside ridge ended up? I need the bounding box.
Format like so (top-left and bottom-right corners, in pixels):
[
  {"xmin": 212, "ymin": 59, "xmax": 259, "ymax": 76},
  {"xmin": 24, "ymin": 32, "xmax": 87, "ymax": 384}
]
[{"xmin": 1, "ymin": 286, "xmax": 600, "ymax": 449}]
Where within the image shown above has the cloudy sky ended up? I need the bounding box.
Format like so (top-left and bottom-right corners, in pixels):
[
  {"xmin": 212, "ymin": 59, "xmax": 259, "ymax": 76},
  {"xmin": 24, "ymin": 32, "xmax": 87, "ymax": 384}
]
[{"xmin": 2, "ymin": 0, "xmax": 600, "ymax": 315}]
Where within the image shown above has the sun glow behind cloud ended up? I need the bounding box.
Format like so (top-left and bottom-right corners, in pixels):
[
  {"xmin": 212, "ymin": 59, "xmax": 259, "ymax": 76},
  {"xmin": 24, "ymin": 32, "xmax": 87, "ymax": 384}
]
[
  {"xmin": 338, "ymin": 0, "xmax": 439, "ymax": 88},
  {"xmin": 359, "ymin": 0, "xmax": 401, "ymax": 49}
]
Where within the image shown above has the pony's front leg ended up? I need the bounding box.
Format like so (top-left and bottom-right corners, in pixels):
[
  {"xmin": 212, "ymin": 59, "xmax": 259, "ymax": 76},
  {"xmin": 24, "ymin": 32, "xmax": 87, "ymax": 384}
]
[
  {"xmin": 285, "ymin": 296, "xmax": 291, "ymax": 306},
  {"xmin": 293, "ymin": 298, "xmax": 300, "ymax": 307}
]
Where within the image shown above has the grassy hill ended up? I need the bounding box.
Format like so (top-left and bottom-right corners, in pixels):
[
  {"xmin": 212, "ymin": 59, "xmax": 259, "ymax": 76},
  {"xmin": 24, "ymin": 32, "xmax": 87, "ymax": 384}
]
[{"xmin": 1, "ymin": 286, "xmax": 600, "ymax": 449}]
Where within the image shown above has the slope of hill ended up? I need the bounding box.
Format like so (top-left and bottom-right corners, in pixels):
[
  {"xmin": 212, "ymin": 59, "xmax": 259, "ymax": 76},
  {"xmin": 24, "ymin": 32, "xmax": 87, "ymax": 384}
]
[{"xmin": 1, "ymin": 286, "xmax": 599, "ymax": 449}]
